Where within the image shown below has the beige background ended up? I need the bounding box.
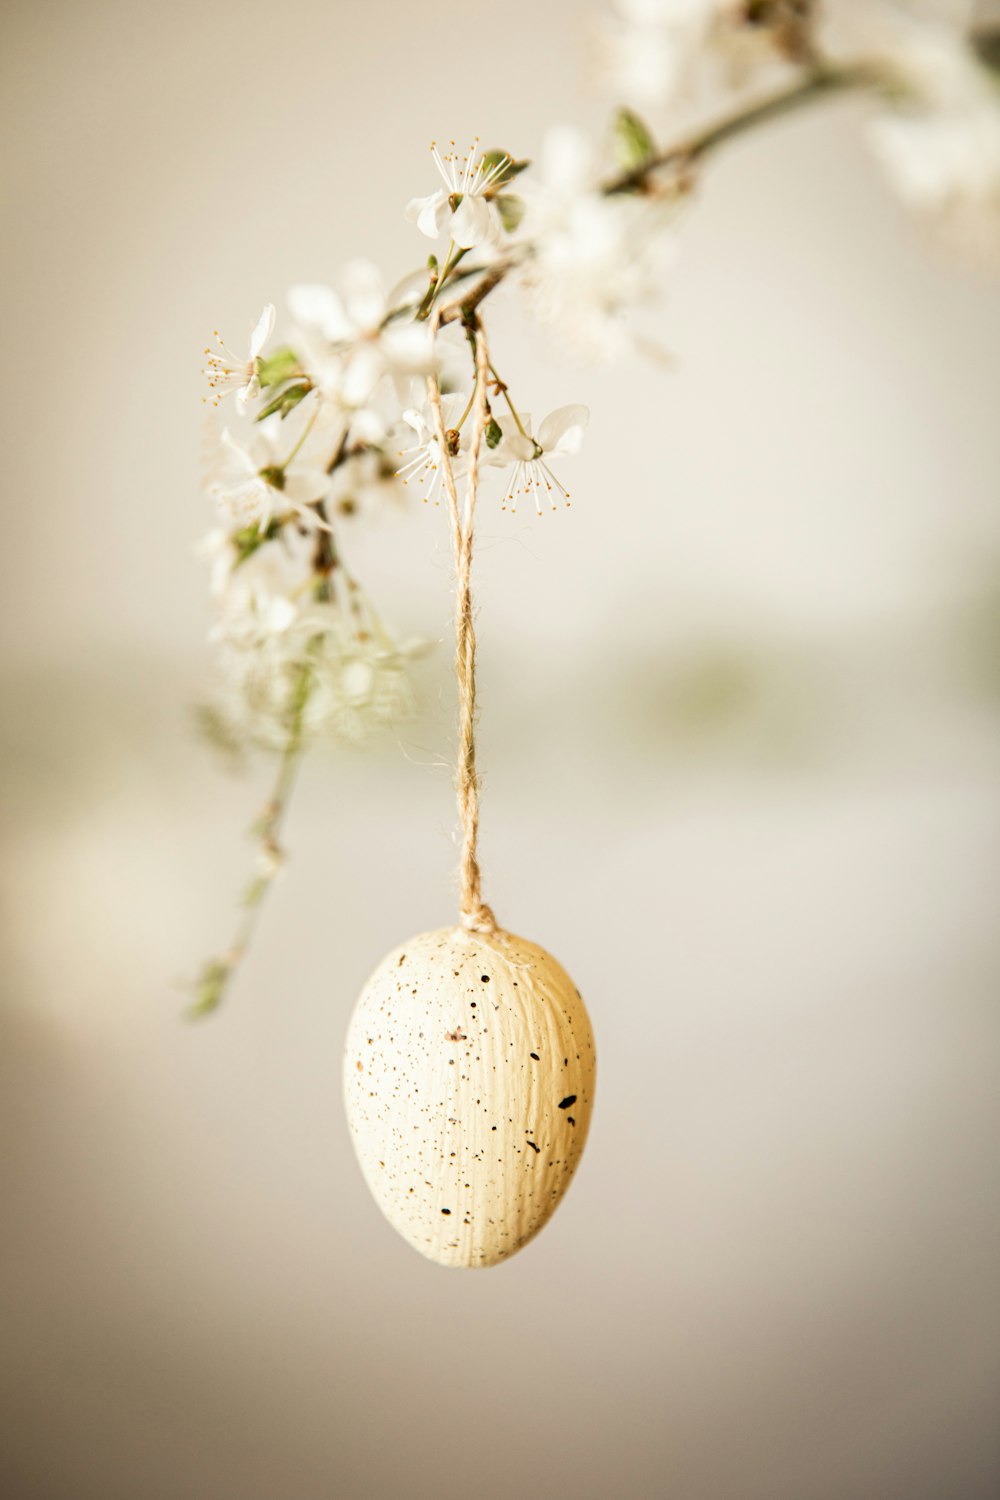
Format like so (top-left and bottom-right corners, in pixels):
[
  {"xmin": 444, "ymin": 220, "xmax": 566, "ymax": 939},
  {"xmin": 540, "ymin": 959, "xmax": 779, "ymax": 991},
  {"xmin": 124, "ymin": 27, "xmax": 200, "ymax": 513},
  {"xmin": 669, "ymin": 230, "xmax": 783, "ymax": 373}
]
[{"xmin": 2, "ymin": 1, "xmax": 999, "ymax": 1497}]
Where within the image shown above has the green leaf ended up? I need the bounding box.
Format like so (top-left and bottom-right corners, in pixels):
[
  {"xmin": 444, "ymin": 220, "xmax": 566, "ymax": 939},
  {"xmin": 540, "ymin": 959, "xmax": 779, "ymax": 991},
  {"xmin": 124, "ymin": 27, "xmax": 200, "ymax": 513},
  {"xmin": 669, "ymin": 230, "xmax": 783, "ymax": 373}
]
[
  {"xmin": 230, "ymin": 516, "xmax": 281, "ymax": 567},
  {"xmin": 186, "ymin": 959, "xmax": 232, "ymax": 1020},
  {"xmin": 481, "ymin": 149, "xmax": 530, "ymax": 188},
  {"xmin": 257, "ymin": 347, "xmax": 301, "ymax": 387},
  {"xmin": 612, "ymin": 108, "xmax": 657, "ymax": 172},
  {"xmin": 972, "ymin": 26, "xmax": 1000, "ymax": 77},
  {"xmin": 255, "ymin": 381, "xmax": 311, "ymax": 422},
  {"xmin": 495, "ymin": 194, "xmax": 525, "ymax": 233}
]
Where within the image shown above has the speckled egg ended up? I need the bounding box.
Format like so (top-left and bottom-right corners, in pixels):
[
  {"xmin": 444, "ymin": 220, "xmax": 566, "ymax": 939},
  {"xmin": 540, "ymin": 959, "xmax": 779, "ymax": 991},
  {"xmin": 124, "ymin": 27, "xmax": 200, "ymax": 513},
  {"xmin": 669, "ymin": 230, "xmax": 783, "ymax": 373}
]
[{"xmin": 343, "ymin": 926, "xmax": 596, "ymax": 1268}]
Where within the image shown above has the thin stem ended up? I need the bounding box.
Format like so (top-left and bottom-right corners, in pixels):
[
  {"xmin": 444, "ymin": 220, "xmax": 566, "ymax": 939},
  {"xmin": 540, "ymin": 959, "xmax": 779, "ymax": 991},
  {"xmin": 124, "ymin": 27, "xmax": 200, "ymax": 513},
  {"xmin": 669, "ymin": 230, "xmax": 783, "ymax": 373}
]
[
  {"xmin": 438, "ymin": 245, "xmax": 469, "ymax": 292},
  {"xmin": 452, "ymin": 384, "xmax": 477, "ymax": 433},
  {"xmin": 417, "ymin": 241, "xmax": 469, "ymax": 320},
  {"xmin": 605, "ymin": 66, "xmax": 872, "ymax": 194},
  {"xmin": 438, "ymin": 262, "xmax": 511, "ymax": 326},
  {"xmin": 282, "ymin": 401, "xmax": 320, "ymax": 467},
  {"xmin": 188, "ymin": 664, "xmax": 311, "ymax": 1018},
  {"xmin": 194, "ymin": 438, "xmax": 370, "ymax": 1017},
  {"xmin": 488, "ymin": 361, "xmax": 529, "ymax": 441}
]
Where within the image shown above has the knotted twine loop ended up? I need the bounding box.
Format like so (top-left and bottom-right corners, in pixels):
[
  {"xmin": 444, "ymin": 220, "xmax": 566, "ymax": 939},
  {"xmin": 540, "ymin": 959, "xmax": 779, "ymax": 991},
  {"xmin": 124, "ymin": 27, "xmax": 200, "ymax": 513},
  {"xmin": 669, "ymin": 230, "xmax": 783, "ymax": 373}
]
[{"xmin": 426, "ymin": 310, "xmax": 498, "ymax": 937}]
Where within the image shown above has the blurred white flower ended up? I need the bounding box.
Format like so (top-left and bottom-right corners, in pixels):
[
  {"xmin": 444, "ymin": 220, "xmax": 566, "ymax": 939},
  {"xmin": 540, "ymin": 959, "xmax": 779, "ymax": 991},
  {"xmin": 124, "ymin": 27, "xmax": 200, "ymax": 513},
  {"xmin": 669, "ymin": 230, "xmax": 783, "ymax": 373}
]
[
  {"xmin": 521, "ymin": 125, "xmax": 597, "ymax": 224},
  {"xmin": 493, "ymin": 405, "xmax": 590, "ymax": 514},
  {"xmin": 206, "ymin": 415, "xmax": 329, "ymax": 530},
  {"xmin": 288, "ymin": 262, "xmax": 432, "ymax": 416},
  {"xmin": 308, "ymin": 616, "xmax": 426, "ymax": 744},
  {"xmin": 600, "ymin": 0, "xmax": 714, "ymax": 108},
  {"xmin": 406, "ymin": 140, "xmax": 510, "ymax": 248},
  {"xmin": 598, "ymin": 0, "xmax": 813, "ymax": 111},
  {"xmin": 522, "ymin": 128, "xmax": 678, "ymax": 359},
  {"xmin": 203, "ymin": 515, "xmax": 426, "ymax": 750},
  {"xmin": 197, "ymin": 526, "xmax": 236, "ymax": 598},
  {"xmin": 866, "ymin": 22, "xmax": 1000, "ymax": 264},
  {"xmin": 203, "ymin": 303, "xmax": 275, "ymax": 409},
  {"xmin": 205, "ymin": 516, "xmax": 310, "ymax": 621}
]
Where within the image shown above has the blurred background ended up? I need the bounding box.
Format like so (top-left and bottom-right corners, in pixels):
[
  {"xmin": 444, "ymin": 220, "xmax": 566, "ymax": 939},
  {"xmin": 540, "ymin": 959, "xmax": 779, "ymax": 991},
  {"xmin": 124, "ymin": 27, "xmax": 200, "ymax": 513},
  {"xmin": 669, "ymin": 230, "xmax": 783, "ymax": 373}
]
[{"xmin": 2, "ymin": 1, "xmax": 999, "ymax": 1497}]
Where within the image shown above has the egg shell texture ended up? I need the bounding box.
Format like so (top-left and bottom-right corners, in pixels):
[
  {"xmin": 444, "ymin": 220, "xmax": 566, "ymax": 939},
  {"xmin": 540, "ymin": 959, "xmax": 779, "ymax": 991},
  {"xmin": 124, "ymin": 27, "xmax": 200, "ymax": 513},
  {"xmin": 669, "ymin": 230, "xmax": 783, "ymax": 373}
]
[{"xmin": 343, "ymin": 926, "xmax": 596, "ymax": 1268}]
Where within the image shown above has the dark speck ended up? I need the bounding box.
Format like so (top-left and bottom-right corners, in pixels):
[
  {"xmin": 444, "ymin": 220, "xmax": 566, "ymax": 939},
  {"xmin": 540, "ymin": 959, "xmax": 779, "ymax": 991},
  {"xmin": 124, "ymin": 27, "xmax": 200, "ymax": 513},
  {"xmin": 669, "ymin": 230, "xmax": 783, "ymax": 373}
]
[
  {"xmin": 558, "ymin": 1094, "xmax": 577, "ymax": 1110},
  {"xmin": 480, "ymin": 975, "xmax": 490, "ymax": 983},
  {"xmin": 567, "ymin": 1116, "xmax": 576, "ymax": 1126},
  {"xmin": 530, "ymin": 1052, "xmax": 539, "ymax": 1061},
  {"xmin": 441, "ymin": 1208, "xmax": 452, "ymax": 1215},
  {"xmin": 526, "ymin": 1141, "xmax": 540, "ymax": 1154}
]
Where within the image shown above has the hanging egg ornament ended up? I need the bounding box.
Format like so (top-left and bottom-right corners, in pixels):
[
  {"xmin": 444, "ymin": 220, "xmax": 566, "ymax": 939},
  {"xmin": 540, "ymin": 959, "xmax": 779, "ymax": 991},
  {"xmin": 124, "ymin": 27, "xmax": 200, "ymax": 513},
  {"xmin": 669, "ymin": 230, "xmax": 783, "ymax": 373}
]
[
  {"xmin": 344, "ymin": 926, "xmax": 596, "ymax": 1267},
  {"xmin": 344, "ymin": 327, "xmax": 596, "ymax": 1266}
]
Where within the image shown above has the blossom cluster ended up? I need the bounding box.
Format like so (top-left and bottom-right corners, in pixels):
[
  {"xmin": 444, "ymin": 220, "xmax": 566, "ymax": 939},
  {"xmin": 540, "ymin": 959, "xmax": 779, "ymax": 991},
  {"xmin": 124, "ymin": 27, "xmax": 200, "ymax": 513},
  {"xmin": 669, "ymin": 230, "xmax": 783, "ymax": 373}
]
[
  {"xmin": 192, "ymin": 0, "xmax": 1000, "ymax": 1012},
  {"xmin": 200, "ymin": 3, "xmax": 1000, "ymax": 759},
  {"xmin": 598, "ymin": 1, "xmax": 1000, "ymax": 263}
]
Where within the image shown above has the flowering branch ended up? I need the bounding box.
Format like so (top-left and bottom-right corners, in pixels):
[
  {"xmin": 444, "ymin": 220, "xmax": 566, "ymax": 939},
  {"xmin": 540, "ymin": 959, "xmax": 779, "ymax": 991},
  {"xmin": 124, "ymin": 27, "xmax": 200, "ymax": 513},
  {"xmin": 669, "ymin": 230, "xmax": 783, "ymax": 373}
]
[
  {"xmin": 189, "ymin": 665, "xmax": 309, "ymax": 1018},
  {"xmin": 604, "ymin": 64, "xmax": 872, "ymax": 192},
  {"xmin": 192, "ymin": 1, "xmax": 1000, "ymax": 1014}
]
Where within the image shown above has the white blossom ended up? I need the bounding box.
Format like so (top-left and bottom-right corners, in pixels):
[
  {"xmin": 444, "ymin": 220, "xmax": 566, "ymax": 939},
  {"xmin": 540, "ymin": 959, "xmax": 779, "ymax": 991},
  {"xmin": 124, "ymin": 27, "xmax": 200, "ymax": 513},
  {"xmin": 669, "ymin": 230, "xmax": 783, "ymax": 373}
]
[
  {"xmin": 599, "ymin": 0, "xmax": 715, "ymax": 109},
  {"xmin": 288, "ymin": 262, "xmax": 432, "ymax": 417},
  {"xmin": 307, "ymin": 616, "xmax": 426, "ymax": 744},
  {"xmin": 865, "ymin": 21, "xmax": 1000, "ymax": 264},
  {"xmin": 406, "ymin": 140, "xmax": 511, "ymax": 249},
  {"xmin": 521, "ymin": 127, "xmax": 678, "ymax": 360},
  {"xmin": 203, "ymin": 506, "xmax": 426, "ymax": 749},
  {"xmin": 203, "ymin": 303, "xmax": 275, "ymax": 409},
  {"xmin": 493, "ymin": 405, "xmax": 590, "ymax": 515},
  {"xmin": 205, "ymin": 414, "xmax": 329, "ymax": 531},
  {"xmin": 206, "ymin": 526, "xmax": 312, "ymax": 646},
  {"xmin": 597, "ymin": 0, "xmax": 805, "ymax": 114},
  {"xmin": 394, "ymin": 394, "xmax": 469, "ymax": 506}
]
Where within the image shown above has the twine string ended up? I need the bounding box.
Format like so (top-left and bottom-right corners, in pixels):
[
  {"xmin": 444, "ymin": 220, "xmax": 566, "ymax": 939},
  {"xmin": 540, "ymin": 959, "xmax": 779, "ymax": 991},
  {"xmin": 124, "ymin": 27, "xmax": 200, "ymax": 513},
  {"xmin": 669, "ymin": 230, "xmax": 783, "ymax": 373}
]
[{"xmin": 426, "ymin": 311, "xmax": 497, "ymax": 936}]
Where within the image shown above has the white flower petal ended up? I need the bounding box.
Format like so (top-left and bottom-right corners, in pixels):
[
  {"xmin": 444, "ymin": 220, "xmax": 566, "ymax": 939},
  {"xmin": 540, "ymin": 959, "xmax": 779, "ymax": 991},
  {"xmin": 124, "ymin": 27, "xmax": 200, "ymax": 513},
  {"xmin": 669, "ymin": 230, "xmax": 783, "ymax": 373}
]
[
  {"xmin": 342, "ymin": 658, "xmax": 375, "ymax": 704},
  {"xmin": 351, "ymin": 407, "xmax": 388, "ymax": 445},
  {"xmin": 220, "ymin": 427, "xmax": 257, "ymax": 475},
  {"xmin": 248, "ymin": 303, "xmax": 275, "ymax": 358},
  {"xmin": 341, "ymin": 345, "xmax": 384, "ymax": 407},
  {"xmin": 288, "ymin": 283, "xmax": 353, "ymax": 342},
  {"xmin": 407, "ymin": 190, "xmax": 450, "ymax": 239},
  {"xmin": 541, "ymin": 126, "xmax": 594, "ymax": 195},
  {"xmin": 537, "ymin": 404, "xmax": 589, "ymax": 456},
  {"xmin": 283, "ymin": 467, "xmax": 328, "ymax": 505},
  {"xmin": 265, "ymin": 597, "xmax": 298, "ymax": 633},
  {"xmin": 495, "ymin": 420, "xmax": 536, "ymax": 463},
  {"xmin": 236, "ymin": 372, "xmax": 261, "ymax": 409},
  {"xmin": 384, "ymin": 268, "xmax": 427, "ymax": 311},
  {"xmin": 402, "ymin": 407, "xmax": 429, "ymax": 438},
  {"xmin": 450, "ymin": 195, "xmax": 498, "ymax": 249},
  {"xmin": 340, "ymin": 260, "xmax": 387, "ymax": 332},
  {"xmin": 382, "ymin": 321, "xmax": 434, "ymax": 373}
]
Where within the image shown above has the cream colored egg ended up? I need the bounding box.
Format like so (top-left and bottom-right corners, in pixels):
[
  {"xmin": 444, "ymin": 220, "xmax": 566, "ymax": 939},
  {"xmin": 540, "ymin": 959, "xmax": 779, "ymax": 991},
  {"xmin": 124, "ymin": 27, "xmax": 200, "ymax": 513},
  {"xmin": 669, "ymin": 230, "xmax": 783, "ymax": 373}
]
[{"xmin": 343, "ymin": 926, "xmax": 596, "ymax": 1268}]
